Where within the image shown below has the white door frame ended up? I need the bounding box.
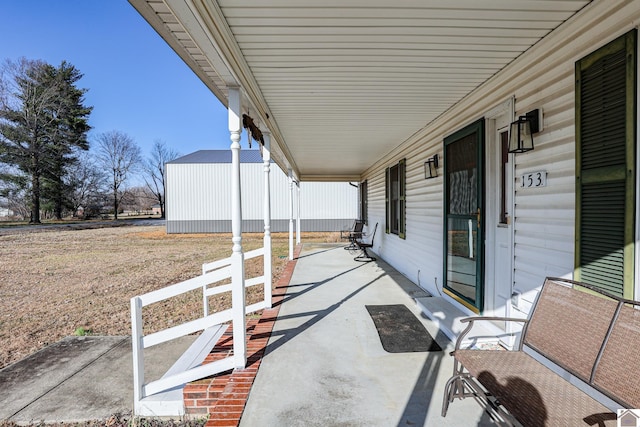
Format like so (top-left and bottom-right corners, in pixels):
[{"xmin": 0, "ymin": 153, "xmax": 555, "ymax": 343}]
[{"xmin": 484, "ymin": 98, "xmax": 516, "ymax": 344}]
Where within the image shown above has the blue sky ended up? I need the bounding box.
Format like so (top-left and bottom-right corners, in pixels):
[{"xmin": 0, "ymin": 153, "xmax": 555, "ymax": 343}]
[{"xmin": 1, "ymin": 1, "xmax": 236, "ymax": 158}]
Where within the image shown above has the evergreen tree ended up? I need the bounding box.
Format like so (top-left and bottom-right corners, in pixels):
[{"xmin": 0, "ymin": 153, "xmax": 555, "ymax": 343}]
[
  {"xmin": 41, "ymin": 62, "xmax": 92, "ymax": 219},
  {"xmin": 0, "ymin": 58, "xmax": 92, "ymax": 222}
]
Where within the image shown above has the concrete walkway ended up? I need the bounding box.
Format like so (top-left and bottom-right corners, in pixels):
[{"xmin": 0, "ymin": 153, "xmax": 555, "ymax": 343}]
[
  {"xmin": 239, "ymin": 243, "xmax": 493, "ymax": 427},
  {"xmin": 0, "ymin": 335, "xmax": 195, "ymax": 424}
]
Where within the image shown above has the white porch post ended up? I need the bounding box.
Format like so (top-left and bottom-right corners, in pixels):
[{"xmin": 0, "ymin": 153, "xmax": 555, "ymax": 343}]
[
  {"xmin": 288, "ymin": 169, "xmax": 294, "ymax": 260},
  {"xmin": 262, "ymin": 130, "xmax": 272, "ymax": 308},
  {"xmin": 228, "ymin": 86, "xmax": 246, "ymax": 368},
  {"xmin": 296, "ymin": 183, "xmax": 301, "ymax": 244},
  {"xmin": 131, "ymin": 297, "xmax": 144, "ymax": 410}
]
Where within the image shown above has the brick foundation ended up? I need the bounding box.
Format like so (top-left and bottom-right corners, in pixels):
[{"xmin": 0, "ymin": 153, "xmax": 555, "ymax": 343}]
[{"xmin": 184, "ymin": 245, "xmax": 301, "ymax": 426}]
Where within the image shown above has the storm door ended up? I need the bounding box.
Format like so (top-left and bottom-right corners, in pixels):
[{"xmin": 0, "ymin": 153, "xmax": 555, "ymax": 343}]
[{"xmin": 444, "ymin": 119, "xmax": 485, "ymax": 312}]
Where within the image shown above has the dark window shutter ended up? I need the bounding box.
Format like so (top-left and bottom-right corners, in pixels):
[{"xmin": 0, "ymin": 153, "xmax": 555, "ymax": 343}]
[
  {"xmin": 399, "ymin": 158, "xmax": 406, "ymax": 239},
  {"xmin": 579, "ymin": 182, "xmax": 626, "ymax": 294},
  {"xmin": 360, "ymin": 180, "xmax": 368, "ymax": 224},
  {"xmin": 385, "ymin": 167, "xmax": 390, "ymax": 234},
  {"xmin": 575, "ymin": 29, "xmax": 636, "ymax": 298}
]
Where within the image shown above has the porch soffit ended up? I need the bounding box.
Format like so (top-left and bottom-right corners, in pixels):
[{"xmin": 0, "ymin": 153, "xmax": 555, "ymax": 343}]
[{"xmin": 130, "ymin": 0, "xmax": 592, "ymax": 181}]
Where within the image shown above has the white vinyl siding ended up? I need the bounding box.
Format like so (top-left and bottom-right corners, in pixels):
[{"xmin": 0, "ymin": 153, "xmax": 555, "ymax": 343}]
[{"xmin": 361, "ymin": 1, "xmax": 640, "ymax": 314}]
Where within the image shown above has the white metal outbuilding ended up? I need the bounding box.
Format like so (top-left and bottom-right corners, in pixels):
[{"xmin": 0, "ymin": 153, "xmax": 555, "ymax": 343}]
[{"xmin": 165, "ymin": 150, "xmax": 358, "ymax": 233}]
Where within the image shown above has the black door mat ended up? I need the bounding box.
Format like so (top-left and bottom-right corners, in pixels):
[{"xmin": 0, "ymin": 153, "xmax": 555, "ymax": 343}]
[{"xmin": 365, "ymin": 304, "xmax": 442, "ymax": 353}]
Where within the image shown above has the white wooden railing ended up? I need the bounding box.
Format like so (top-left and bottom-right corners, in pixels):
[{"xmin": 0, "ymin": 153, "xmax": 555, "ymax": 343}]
[
  {"xmin": 130, "ymin": 247, "xmax": 270, "ymax": 414},
  {"xmin": 201, "ymin": 247, "xmax": 270, "ymax": 316}
]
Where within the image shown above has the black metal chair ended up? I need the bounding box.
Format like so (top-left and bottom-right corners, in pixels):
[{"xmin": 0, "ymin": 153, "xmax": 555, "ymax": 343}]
[
  {"xmin": 354, "ymin": 223, "xmax": 378, "ymax": 262},
  {"xmin": 342, "ymin": 220, "xmax": 365, "ymax": 250}
]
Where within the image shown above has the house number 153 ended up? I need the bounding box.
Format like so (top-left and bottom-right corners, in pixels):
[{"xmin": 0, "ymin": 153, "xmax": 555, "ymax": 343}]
[{"xmin": 520, "ymin": 171, "xmax": 547, "ymax": 188}]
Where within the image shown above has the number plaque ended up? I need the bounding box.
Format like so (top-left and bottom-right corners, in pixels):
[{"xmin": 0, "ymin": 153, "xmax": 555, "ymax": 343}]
[{"xmin": 520, "ymin": 171, "xmax": 547, "ymax": 188}]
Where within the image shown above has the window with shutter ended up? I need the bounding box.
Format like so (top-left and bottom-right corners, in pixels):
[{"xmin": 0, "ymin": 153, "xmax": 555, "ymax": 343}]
[
  {"xmin": 359, "ymin": 180, "xmax": 368, "ymax": 225},
  {"xmin": 385, "ymin": 159, "xmax": 406, "ymax": 238},
  {"xmin": 575, "ymin": 29, "xmax": 636, "ymax": 298},
  {"xmin": 398, "ymin": 159, "xmax": 406, "ymax": 239},
  {"xmin": 385, "ymin": 168, "xmax": 390, "ymax": 234}
]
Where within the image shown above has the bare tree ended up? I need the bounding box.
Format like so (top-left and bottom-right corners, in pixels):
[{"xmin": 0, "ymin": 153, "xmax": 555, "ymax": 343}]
[
  {"xmin": 120, "ymin": 185, "xmax": 155, "ymax": 214},
  {"xmin": 0, "ymin": 179, "xmax": 29, "ymax": 220},
  {"xmin": 6, "ymin": 191, "xmax": 29, "ymax": 220},
  {"xmin": 65, "ymin": 151, "xmax": 107, "ymax": 218},
  {"xmin": 144, "ymin": 140, "xmax": 179, "ymax": 218},
  {"xmin": 95, "ymin": 131, "xmax": 141, "ymax": 219},
  {"xmin": 0, "ymin": 164, "xmax": 28, "ymax": 220}
]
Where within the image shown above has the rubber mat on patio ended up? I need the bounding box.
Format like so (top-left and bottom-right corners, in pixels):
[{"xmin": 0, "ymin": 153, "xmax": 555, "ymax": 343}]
[{"xmin": 365, "ymin": 304, "xmax": 442, "ymax": 353}]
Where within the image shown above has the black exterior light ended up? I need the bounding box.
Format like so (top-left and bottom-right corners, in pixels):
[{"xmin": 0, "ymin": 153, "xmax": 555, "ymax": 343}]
[
  {"xmin": 508, "ymin": 109, "xmax": 541, "ymax": 153},
  {"xmin": 424, "ymin": 153, "xmax": 439, "ymax": 179}
]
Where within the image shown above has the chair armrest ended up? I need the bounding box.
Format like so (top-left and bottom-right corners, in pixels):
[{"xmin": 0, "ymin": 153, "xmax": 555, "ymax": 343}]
[
  {"xmin": 455, "ymin": 316, "xmax": 529, "ymax": 351},
  {"xmin": 459, "ymin": 316, "xmax": 529, "ymax": 324}
]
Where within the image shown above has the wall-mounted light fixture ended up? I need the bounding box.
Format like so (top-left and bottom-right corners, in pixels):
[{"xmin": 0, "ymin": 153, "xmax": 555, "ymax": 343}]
[
  {"xmin": 424, "ymin": 154, "xmax": 439, "ymax": 179},
  {"xmin": 508, "ymin": 109, "xmax": 542, "ymax": 153}
]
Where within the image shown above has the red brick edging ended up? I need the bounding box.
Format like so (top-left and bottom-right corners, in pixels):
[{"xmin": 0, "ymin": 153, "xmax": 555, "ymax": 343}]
[{"xmin": 184, "ymin": 245, "xmax": 302, "ymax": 426}]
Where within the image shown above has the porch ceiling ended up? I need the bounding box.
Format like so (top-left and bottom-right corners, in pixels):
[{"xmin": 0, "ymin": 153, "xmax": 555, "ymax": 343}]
[{"xmin": 129, "ymin": 0, "xmax": 591, "ymax": 181}]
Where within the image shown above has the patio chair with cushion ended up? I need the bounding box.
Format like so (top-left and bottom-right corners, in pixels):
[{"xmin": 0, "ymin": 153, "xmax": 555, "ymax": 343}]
[{"xmin": 354, "ymin": 223, "xmax": 378, "ymax": 262}]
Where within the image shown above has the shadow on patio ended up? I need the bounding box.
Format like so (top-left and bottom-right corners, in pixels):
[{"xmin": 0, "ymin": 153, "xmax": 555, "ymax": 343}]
[{"xmin": 237, "ymin": 243, "xmax": 494, "ymax": 427}]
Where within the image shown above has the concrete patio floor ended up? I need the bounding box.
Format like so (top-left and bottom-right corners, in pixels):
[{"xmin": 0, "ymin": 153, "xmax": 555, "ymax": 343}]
[{"xmin": 239, "ymin": 243, "xmax": 493, "ymax": 427}]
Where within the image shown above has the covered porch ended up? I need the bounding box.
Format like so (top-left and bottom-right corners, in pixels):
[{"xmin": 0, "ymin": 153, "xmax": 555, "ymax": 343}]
[
  {"xmin": 190, "ymin": 242, "xmax": 494, "ymax": 427},
  {"xmin": 125, "ymin": 0, "xmax": 639, "ymax": 423},
  {"xmin": 0, "ymin": 240, "xmax": 491, "ymax": 426},
  {"xmin": 124, "ymin": 0, "xmax": 614, "ymax": 326}
]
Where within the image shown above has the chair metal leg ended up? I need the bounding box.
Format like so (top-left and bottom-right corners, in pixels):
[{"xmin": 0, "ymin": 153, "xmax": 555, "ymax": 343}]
[
  {"xmin": 354, "ymin": 246, "xmax": 376, "ymax": 262},
  {"xmin": 441, "ymin": 372, "xmax": 516, "ymax": 426},
  {"xmin": 344, "ymin": 240, "xmax": 358, "ymax": 250},
  {"xmin": 442, "ymin": 375, "xmax": 457, "ymax": 417}
]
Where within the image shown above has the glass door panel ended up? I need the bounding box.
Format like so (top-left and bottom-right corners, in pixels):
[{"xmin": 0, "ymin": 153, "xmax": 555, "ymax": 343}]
[
  {"xmin": 447, "ymin": 217, "xmax": 479, "ymax": 304},
  {"xmin": 444, "ymin": 119, "xmax": 484, "ymax": 311}
]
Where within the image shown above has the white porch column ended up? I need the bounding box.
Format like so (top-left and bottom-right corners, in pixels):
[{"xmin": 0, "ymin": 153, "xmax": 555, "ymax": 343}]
[
  {"xmin": 228, "ymin": 86, "xmax": 246, "ymax": 368},
  {"xmin": 288, "ymin": 169, "xmax": 294, "ymax": 260},
  {"xmin": 296, "ymin": 183, "xmax": 301, "ymax": 244},
  {"xmin": 262, "ymin": 130, "xmax": 272, "ymax": 308}
]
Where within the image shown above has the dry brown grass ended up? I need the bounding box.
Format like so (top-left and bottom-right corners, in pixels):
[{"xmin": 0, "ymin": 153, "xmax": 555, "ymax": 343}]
[{"xmin": 0, "ymin": 225, "xmax": 341, "ymax": 369}]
